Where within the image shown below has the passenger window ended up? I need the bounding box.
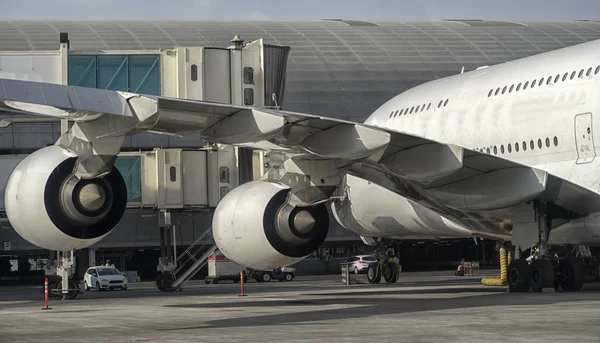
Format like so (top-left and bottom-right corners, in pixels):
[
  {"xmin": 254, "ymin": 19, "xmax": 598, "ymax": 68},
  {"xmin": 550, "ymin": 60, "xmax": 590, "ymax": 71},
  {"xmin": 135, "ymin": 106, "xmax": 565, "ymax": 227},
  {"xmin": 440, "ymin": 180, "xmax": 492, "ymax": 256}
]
[
  {"xmin": 508, "ymin": 144, "xmax": 512, "ymax": 153},
  {"xmin": 537, "ymin": 139, "xmax": 542, "ymax": 149},
  {"xmin": 488, "ymin": 89, "xmax": 493, "ymax": 97},
  {"xmin": 389, "ymin": 111, "xmax": 394, "ymax": 118},
  {"xmin": 509, "ymin": 85, "xmax": 514, "ymax": 93},
  {"xmin": 495, "ymin": 88, "xmax": 500, "ymax": 96},
  {"xmin": 530, "ymin": 140, "xmax": 534, "ymax": 150},
  {"xmin": 500, "ymin": 145, "xmax": 505, "ymax": 154},
  {"xmin": 539, "ymin": 79, "xmax": 544, "ymax": 86},
  {"xmin": 416, "ymin": 105, "xmax": 420, "ymax": 112},
  {"xmin": 515, "ymin": 142, "xmax": 520, "ymax": 152},
  {"xmin": 422, "ymin": 104, "xmax": 426, "ymax": 111},
  {"xmin": 410, "ymin": 107, "xmax": 414, "ymax": 114},
  {"xmin": 546, "ymin": 77, "xmax": 551, "ymax": 85},
  {"xmin": 486, "ymin": 148, "xmax": 490, "ymax": 154},
  {"xmin": 516, "ymin": 83, "xmax": 522, "ymax": 91},
  {"xmin": 570, "ymin": 71, "xmax": 576, "ymax": 80},
  {"xmin": 244, "ymin": 67, "xmax": 255, "ymax": 84},
  {"xmin": 191, "ymin": 64, "xmax": 198, "ymax": 82},
  {"xmin": 596, "ymin": 66, "xmax": 600, "ymax": 75},
  {"xmin": 244, "ymin": 88, "xmax": 254, "ymax": 105},
  {"xmin": 399, "ymin": 109, "xmax": 404, "ymax": 115},
  {"xmin": 524, "ymin": 81, "xmax": 529, "ymax": 89},
  {"xmin": 579, "ymin": 69, "xmax": 584, "ymax": 78},
  {"xmin": 554, "ymin": 136, "xmax": 558, "ymax": 146},
  {"xmin": 554, "ymin": 75, "xmax": 560, "ymax": 83},
  {"xmin": 219, "ymin": 166, "xmax": 230, "ymax": 183},
  {"xmin": 587, "ymin": 67, "xmax": 592, "ymax": 77},
  {"xmin": 502, "ymin": 86, "xmax": 507, "ymax": 94},
  {"xmin": 444, "ymin": 99, "xmax": 449, "ymax": 107},
  {"xmin": 563, "ymin": 73, "xmax": 568, "ymax": 81},
  {"xmin": 545, "ymin": 137, "xmax": 550, "ymax": 147},
  {"xmin": 531, "ymin": 80, "xmax": 536, "ymax": 88},
  {"xmin": 493, "ymin": 146, "xmax": 497, "ymax": 155},
  {"xmin": 394, "ymin": 110, "xmax": 398, "ymax": 117},
  {"xmin": 522, "ymin": 142, "xmax": 527, "ymax": 151},
  {"xmin": 438, "ymin": 101, "xmax": 443, "ymax": 108},
  {"xmin": 427, "ymin": 103, "xmax": 432, "ymax": 110},
  {"xmin": 169, "ymin": 166, "xmax": 177, "ymax": 182}
]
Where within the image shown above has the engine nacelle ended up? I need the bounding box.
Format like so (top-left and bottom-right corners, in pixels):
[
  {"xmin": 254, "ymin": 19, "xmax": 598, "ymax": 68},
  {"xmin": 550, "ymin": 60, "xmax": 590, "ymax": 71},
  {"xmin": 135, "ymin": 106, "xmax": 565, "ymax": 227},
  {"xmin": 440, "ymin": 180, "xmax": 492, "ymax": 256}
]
[
  {"xmin": 4, "ymin": 145, "xmax": 128, "ymax": 251},
  {"xmin": 213, "ymin": 180, "xmax": 329, "ymax": 269}
]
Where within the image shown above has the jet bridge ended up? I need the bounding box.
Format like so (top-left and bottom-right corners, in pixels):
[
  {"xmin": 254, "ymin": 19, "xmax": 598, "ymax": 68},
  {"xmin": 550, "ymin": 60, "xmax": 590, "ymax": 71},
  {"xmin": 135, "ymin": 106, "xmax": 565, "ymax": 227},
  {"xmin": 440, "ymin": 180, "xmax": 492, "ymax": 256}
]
[{"xmin": 0, "ymin": 33, "xmax": 292, "ymax": 292}]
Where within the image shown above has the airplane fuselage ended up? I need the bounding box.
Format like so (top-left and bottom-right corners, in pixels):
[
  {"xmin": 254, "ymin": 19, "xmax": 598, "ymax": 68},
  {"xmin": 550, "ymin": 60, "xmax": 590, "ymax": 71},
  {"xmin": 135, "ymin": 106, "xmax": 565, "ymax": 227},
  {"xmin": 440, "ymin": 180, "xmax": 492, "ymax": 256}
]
[{"xmin": 331, "ymin": 39, "xmax": 600, "ymax": 246}]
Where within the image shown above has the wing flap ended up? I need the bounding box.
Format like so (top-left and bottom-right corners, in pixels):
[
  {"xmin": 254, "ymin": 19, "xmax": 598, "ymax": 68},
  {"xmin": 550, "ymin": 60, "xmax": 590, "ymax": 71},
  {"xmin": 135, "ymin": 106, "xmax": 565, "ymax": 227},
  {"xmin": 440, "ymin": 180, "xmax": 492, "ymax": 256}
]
[{"xmin": 424, "ymin": 167, "xmax": 548, "ymax": 211}]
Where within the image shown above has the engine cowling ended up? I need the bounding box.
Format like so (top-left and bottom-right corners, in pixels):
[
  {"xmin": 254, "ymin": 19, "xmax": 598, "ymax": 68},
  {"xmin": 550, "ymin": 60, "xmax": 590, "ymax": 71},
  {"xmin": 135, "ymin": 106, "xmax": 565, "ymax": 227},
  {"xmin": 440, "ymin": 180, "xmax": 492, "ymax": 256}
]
[
  {"xmin": 4, "ymin": 145, "xmax": 127, "ymax": 251},
  {"xmin": 213, "ymin": 180, "xmax": 329, "ymax": 269}
]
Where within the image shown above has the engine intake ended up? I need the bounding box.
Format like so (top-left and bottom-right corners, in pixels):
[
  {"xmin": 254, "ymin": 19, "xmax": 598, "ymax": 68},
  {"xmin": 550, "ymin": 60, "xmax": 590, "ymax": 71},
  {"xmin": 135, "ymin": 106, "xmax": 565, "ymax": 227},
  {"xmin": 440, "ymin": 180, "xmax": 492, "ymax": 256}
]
[
  {"xmin": 213, "ymin": 181, "xmax": 329, "ymax": 269},
  {"xmin": 4, "ymin": 145, "xmax": 127, "ymax": 251}
]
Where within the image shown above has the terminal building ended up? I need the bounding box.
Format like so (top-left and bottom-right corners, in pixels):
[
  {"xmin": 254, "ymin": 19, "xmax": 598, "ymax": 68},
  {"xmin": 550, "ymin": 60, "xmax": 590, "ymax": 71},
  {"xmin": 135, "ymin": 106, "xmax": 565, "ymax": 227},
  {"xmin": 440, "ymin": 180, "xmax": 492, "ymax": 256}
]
[{"xmin": 1, "ymin": 20, "xmax": 600, "ymax": 280}]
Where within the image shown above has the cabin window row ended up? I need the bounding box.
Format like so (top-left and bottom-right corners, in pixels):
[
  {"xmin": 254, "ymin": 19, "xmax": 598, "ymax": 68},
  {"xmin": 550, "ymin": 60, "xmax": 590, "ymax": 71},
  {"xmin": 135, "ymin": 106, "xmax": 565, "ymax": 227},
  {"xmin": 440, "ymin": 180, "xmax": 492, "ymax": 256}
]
[
  {"xmin": 487, "ymin": 65, "xmax": 600, "ymax": 98},
  {"xmin": 388, "ymin": 98, "xmax": 449, "ymax": 118},
  {"xmin": 476, "ymin": 136, "xmax": 559, "ymax": 155}
]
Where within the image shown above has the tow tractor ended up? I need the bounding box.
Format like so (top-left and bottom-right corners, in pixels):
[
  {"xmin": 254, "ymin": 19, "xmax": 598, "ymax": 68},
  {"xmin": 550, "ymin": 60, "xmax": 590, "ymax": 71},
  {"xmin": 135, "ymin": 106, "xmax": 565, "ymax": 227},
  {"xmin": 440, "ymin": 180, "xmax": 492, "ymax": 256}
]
[{"xmin": 251, "ymin": 266, "xmax": 296, "ymax": 282}]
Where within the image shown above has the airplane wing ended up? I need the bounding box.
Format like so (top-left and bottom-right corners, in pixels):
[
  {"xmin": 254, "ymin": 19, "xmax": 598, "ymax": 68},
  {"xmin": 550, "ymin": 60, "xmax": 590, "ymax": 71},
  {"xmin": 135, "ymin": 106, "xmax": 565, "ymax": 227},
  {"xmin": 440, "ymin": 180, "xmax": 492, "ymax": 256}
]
[{"xmin": 1, "ymin": 78, "xmax": 599, "ymax": 238}]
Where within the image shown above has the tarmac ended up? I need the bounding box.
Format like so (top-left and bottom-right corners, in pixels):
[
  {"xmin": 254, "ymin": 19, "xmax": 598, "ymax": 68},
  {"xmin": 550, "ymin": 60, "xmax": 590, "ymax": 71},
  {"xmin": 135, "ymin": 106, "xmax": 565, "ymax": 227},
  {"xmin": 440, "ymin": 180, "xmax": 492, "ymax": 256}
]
[{"xmin": 1, "ymin": 270, "xmax": 600, "ymax": 342}]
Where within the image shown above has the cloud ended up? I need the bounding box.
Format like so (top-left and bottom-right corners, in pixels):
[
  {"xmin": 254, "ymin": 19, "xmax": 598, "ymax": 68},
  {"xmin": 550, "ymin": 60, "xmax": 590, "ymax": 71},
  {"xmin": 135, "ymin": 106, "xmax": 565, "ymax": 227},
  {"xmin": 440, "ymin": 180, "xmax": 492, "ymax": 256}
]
[{"xmin": 245, "ymin": 10, "xmax": 271, "ymax": 20}]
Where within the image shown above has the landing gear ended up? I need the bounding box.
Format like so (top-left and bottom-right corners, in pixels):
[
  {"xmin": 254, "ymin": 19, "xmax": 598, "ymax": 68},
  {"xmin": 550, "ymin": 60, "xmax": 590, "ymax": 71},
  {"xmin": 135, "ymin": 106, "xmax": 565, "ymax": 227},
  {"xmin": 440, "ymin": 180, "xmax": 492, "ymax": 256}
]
[
  {"xmin": 383, "ymin": 262, "xmax": 398, "ymax": 283},
  {"xmin": 529, "ymin": 258, "xmax": 555, "ymax": 292},
  {"xmin": 507, "ymin": 259, "xmax": 530, "ymax": 292},
  {"xmin": 367, "ymin": 264, "xmax": 382, "ymax": 284},
  {"xmin": 364, "ymin": 239, "xmax": 400, "ymax": 284},
  {"xmin": 508, "ymin": 201, "xmax": 586, "ymax": 293},
  {"xmin": 555, "ymin": 256, "xmax": 584, "ymax": 292}
]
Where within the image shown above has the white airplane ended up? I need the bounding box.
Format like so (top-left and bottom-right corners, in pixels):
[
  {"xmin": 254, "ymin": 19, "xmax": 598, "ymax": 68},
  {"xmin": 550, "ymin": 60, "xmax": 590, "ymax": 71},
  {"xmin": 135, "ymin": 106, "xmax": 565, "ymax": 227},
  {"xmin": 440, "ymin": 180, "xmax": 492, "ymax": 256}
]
[{"xmin": 2, "ymin": 39, "xmax": 600, "ymax": 293}]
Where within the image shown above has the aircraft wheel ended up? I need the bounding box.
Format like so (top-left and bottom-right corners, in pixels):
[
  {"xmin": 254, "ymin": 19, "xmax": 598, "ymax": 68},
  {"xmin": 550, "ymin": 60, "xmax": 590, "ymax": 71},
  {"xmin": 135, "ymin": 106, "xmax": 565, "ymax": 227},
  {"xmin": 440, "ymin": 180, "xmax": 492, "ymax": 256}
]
[
  {"xmin": 507, "ymin": 259, "xmax": 530, "ymax": 292},
  {"xmin": 156, "ymin": 272, "xmax": 176, "ymax": 292},
  {"xmin": 383, "ymin": 262, "xmax": 398, "ymax": 283},
  {"xmin": 557, "ymin": 257, "xmax": 584, "ymax": 292},
  {"xmin": 367, "ymin": 264, "xmax": 381, "ymax": 284},
  {"xmin": 529, "ymin": 258, "xmax": 555, "ymax": 292}
]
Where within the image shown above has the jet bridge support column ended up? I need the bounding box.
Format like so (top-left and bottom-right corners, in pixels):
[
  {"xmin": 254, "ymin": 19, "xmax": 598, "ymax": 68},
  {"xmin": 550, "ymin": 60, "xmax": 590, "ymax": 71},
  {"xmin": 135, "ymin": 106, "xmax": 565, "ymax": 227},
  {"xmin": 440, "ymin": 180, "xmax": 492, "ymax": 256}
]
[{"xmin": 156, "ymin": 210, "xmax": 177, "ymax": 292}]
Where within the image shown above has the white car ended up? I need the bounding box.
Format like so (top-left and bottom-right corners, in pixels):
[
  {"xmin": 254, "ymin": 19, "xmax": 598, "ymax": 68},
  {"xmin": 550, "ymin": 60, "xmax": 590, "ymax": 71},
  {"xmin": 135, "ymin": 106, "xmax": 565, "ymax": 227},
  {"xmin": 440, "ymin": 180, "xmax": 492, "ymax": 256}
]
[
  {"xmin": 84, "ymin": 266, "xmax": 128, "ymax": 291},
  {"xmin": 345, "ymin": 255, "xmax": 377, "ymax": 274}
]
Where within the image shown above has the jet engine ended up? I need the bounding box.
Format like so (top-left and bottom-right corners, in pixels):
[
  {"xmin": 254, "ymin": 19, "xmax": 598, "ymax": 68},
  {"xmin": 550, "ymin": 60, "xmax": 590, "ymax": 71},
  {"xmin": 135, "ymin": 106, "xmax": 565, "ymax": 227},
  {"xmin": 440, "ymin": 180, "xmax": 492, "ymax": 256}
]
[
  {"xmin": 4, "ymin": 145, "xmax": 128, "ymax": 251},
  {"xmin": 213, "ymin": 180, "xmax": 329, "ymax": 269}
]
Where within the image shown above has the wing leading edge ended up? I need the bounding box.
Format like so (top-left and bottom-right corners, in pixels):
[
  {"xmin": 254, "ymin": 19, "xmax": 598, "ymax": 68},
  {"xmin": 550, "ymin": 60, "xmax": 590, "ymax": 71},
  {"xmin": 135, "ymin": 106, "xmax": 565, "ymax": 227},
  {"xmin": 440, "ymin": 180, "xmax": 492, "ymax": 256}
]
[{"xmin": 1, "ymin": 78, "xmax": 599, "ymax": 232}]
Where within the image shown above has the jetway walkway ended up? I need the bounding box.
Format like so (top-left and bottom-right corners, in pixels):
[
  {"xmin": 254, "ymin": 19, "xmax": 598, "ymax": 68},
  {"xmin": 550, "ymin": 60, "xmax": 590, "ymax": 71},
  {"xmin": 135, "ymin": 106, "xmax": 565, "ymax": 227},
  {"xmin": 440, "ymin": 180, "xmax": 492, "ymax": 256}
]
[{"xmin": 156, "ymin": 229, "xmax": 217, "ymax": 292}]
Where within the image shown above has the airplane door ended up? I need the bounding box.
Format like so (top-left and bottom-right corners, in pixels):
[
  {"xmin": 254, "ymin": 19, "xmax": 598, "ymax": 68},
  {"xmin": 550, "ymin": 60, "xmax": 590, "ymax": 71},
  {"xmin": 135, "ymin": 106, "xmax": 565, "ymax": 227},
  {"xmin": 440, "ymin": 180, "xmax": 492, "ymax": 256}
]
[{"xmin": 575, "ymin": 112, "xmax": 595, "ymax": 164}]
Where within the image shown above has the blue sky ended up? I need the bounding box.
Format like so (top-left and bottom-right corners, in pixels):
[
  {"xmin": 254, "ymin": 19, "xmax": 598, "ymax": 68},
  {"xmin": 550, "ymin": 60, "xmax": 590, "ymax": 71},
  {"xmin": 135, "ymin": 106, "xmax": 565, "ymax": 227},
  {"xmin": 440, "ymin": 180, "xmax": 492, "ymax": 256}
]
[{"xmin": 1, "ymin": 0, "xmax": 599, "ymax": 21}]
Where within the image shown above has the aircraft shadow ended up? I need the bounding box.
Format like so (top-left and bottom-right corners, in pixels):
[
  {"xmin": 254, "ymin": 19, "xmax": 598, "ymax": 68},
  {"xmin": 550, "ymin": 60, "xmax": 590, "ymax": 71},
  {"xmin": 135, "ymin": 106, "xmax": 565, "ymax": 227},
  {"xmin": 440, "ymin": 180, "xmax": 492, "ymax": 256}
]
[{"xmin": 160, "ymin": 286, "xmax": 600, "ymax": 331}]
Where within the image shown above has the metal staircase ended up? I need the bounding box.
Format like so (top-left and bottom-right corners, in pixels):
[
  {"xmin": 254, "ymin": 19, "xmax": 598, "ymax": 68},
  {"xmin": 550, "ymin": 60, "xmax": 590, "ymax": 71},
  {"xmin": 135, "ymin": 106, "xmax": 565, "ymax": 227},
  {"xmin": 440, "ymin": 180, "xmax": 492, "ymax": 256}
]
[{"xmin": 158, "ymin": 228, "xmax": 217, "ymax": 291}]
